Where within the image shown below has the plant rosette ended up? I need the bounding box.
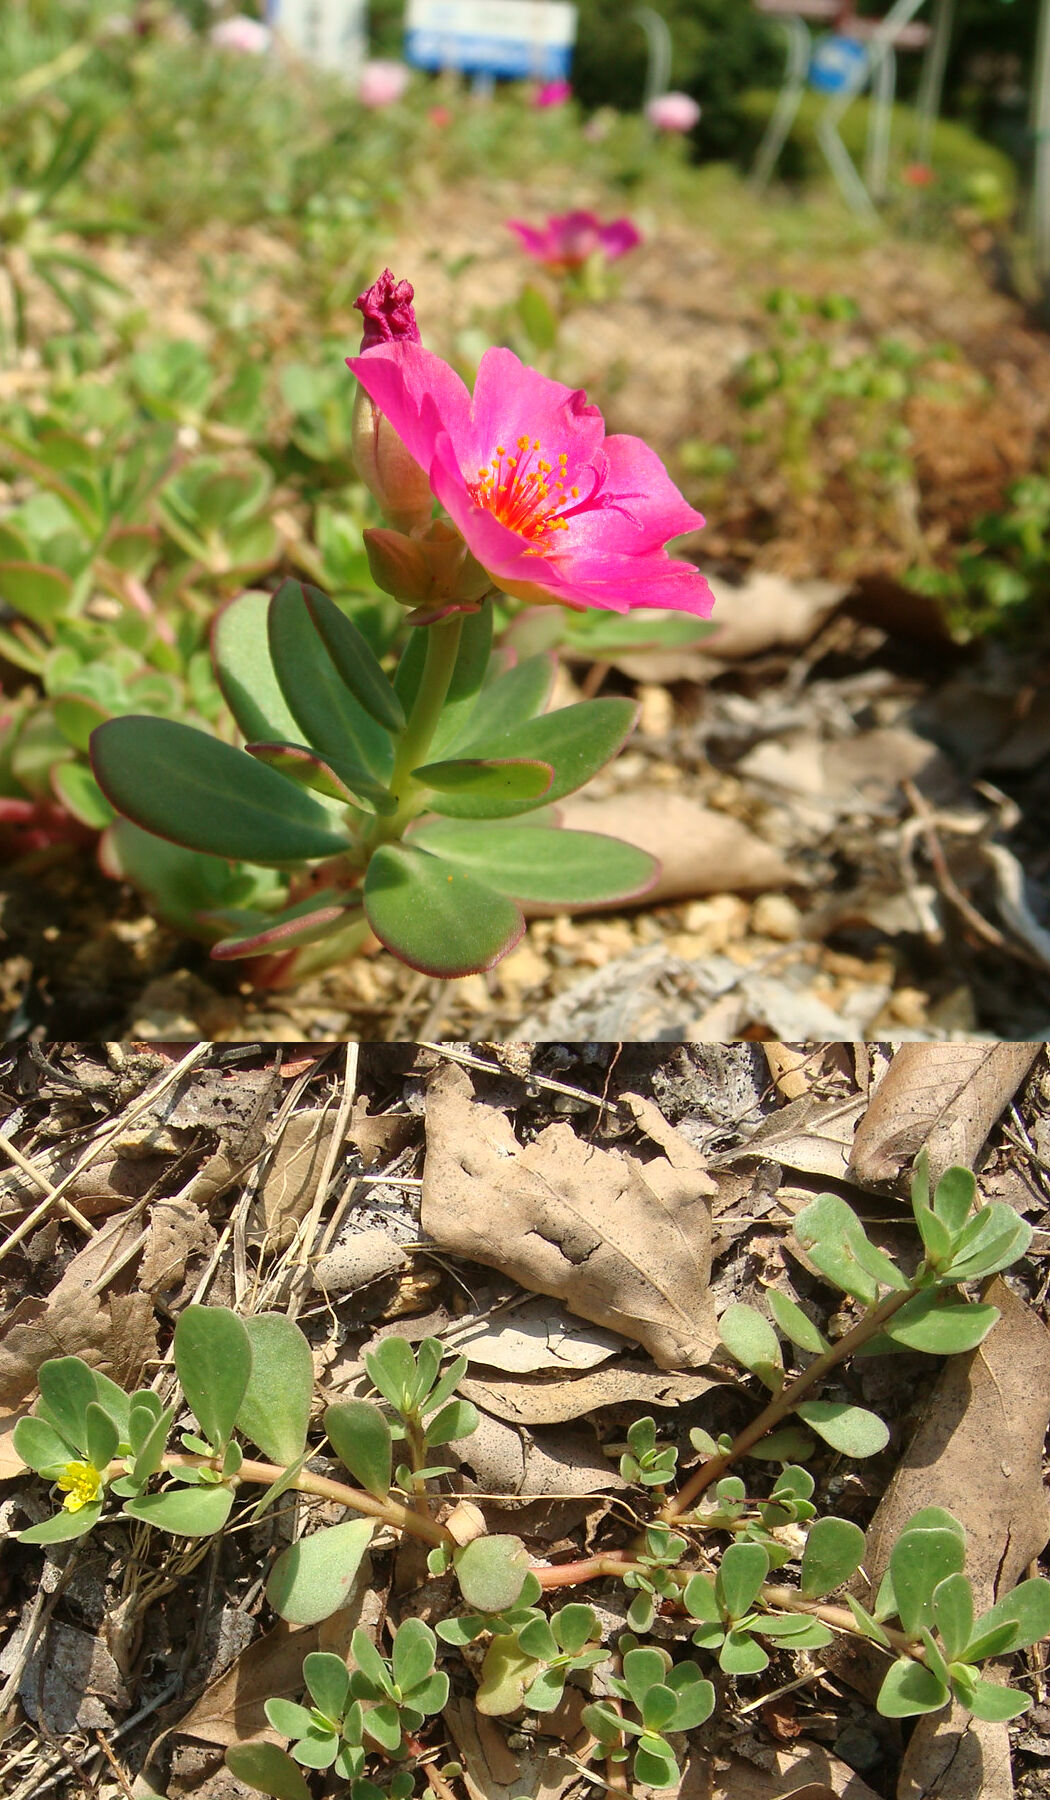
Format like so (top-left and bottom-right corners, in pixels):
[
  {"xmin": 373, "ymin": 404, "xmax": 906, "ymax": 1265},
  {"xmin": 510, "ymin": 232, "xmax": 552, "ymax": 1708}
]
[{"xmin": 89, "ymin": 271, "xmax": 715, "ymax": 984}]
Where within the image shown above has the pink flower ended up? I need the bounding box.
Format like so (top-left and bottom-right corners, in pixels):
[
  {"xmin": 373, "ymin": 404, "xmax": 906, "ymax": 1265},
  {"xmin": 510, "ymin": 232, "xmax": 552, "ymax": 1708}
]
[
  {"xmin": 902, "ymin": 162, "xmax": 936, "ymax": 187},
  {"xmin": 209, "ymin": 13, "xmax": 270, "ymax": 53},
  {"xmin": 507, "ymin": 210, "xmax": 642, "ymax": 271},
  {"xmin": 428, "ymin": 105, "xmax": 452, "ymax": 128},
  {"xmin": 646, "ymin": 91, "xmax": 700, "ymax": 133},
  {"xmin": 533, "ymin": 79, "xmax": 572, "ymax": 108},
  {"xmin": 347, "ymin": 272, "xmax": 714, "ymax": 619},
  {"xmin": 358, "ymin": 60, "xmax": 410, "ymax": 107}
]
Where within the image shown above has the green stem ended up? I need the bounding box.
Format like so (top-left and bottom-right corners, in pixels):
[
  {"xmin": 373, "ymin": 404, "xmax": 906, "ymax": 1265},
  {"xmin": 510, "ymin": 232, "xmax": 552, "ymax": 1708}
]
[
  {"xmin": 369, "ymin": 614, "xmax": 464, "ymax": 848},
  {"xmin": 661, "ymin": 1276, "xmax": 928, "ymax": 1521}
]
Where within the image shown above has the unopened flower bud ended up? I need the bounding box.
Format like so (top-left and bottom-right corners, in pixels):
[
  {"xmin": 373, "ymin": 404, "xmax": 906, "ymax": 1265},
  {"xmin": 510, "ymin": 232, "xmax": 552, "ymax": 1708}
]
[
  {"xmin": 363, "ymin": 521, "xmax": 492, "ymax": 609},
  {"xmin": 350, "ymin": 270, "xmax": 434, "ymax": 533}
]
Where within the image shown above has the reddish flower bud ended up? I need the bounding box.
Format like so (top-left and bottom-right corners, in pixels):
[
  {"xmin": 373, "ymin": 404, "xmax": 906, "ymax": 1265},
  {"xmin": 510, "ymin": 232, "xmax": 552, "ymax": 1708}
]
[
  {"xmin": 363, "ymin": 521, "xmax": 491, "ymax": 610},
  {"xmin": 350, "ymin": 271, "xmax": 433, "ymax": 531}
]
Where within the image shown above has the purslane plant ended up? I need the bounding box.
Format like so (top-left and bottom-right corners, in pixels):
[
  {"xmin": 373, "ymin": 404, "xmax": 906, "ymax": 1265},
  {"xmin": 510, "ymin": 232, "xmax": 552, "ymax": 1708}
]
[
  {"xmin": 86, "ymin": 270, "xmax": 715, "ymax": 984},
  {"xmin": 13, "ymin": 1161, "xmax": 1050, "ymax": 1799}
]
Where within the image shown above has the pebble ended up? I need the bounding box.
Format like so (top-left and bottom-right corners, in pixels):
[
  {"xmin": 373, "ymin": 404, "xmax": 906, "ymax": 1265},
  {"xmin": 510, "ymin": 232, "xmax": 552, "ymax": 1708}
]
[{"xmin": 749, "ymin": 892, "xmax": 803, "ymax": 941}]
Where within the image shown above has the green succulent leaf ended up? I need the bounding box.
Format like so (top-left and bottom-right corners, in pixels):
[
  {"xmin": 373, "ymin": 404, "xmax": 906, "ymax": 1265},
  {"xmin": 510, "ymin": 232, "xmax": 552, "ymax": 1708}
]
[
  {"xmin": 14, "ymin": 1414, "xmax": 77, "ymax": 1472},
  {"xmin": 746, "ymin": 1425, "xmax": 817, "ymax": 1462},
  {"xmin": 800, "ymin": 1516, "xmax": 867, "ymax": 1599},
  {"xmin": 717, "ymin": 1541, "xmax": 770, "ymax": 1621},
  {"xmin": 264, "ymin": 1699, "xmax": 318, "ymax": 1739},
  {"xmin": 455, "ymin": 1535, "xmax": 530, "ymax": 1614},
  {"xmin": 719, "ymin": 1628, "xmax": 769, "ymax": 1675},
  {"xmin": 301, "ymin": 581, "xmax": 405, "ymax": 733},
  {"xmin": 952, "ymin": 1676, "xmax": 1030, "ymax": 1722},
  {"xmin": 433, "ymin": 697, "xmax": 639, "ymax": 818},
  {"xmin": 19, "ymin": 1502, "xmax": 104, "ymax": 1543},
  {"xmin": 225, "ymin": 1742, "xmax": 312, "ymax": 1800},
  {"xmin": 476, "ymin": 1634, "xmax": 541, "ymax": 1716},
  {"xmin": 91, "ymin": 717, "xmax": 350, "ymax": 865},
  {"xmin": 718, "ymin": 1304, "xmax": 784, "ymax": 1390},
  {"xmin": 940, "ymin": 1205, "xmax": 1033, "ymax": 1282},
  {"xmin": 412, "ymin": 756, "xmax": 553, "ymax": 803},
  {"xmin": 237, "ymin": 1314, "xmax": 314, "ymax": 1465},
  {"xmin": 37, "ymin": 1357, "xmax": 97, "ymax": 1454},
  {"xmin": 303, "ymin": 1651, "xmax": 351, "ymax": 1721},
  {"xmin": 964, "ymin": 1578, "xmax": 1050, "ymax": 1661},
  {"xmin": 524, "ymin": 1665, "xmax": 568, "ymax": 1712},
  {"xmin": 325, "ymin": 1401, "xmax": 393, "ymax": 1501},
  {"xmin": 363, "ymin": 842, "xmax": 524, "ymax": 977},
  {"xmin": 795, "ymin": 1193, "xmax": 905, "ymax": 1303},
  {"xmin": 844, "ymin": 1594, "xmax": 893, "ymax": 1649},
  {"xmin": 268, "ymin": 578, "xmax": 393, "ymax": 787},
  {"xmin": 931, "ymin": 1573, "xmax": 975, "ymax": 1663},
  {"xmin": 792, "ymin": 1400, "xmax": 890, "ymax": 1457},
  {"xmin": 409, "ymin": 819, "xmax": 657, "ymax": 906},
  {"xmin": 173, "ymin": 1305, "xmax": 252, "ymax": 1452},
  {"xmin": 84, "ymin": 1401, "xmax": 118, "ymax": 1472},
  {"xmin": 930, "ymin": 1165, "xmax": 976, "ymax": 1236},
  {"xmin": 554, "ymin": 1603, "xmax": 599, "ymax": 1656},
  {"xmin": 877, "ymin": 1656, "xmax": 951, "ymax": 1717},
  {"xmin": 765, "ymin": 1290, "xmax": 829, "ymax": 1354},
  {"xmin": 889, "ymin": 1527, "xmax": 967, "ymax": 1637},
  {"xmin": 392, "ymin": 1618, "xmax": 438, "ymax": 1694},
  {"xmin": 424, "ymin": 1398, "xmax": 479, "ymax": 1445},
  {"xmin": 633, "ymin": 1741, "xmax": 679, "ymax": 1790},
  {"xmin": 212, "ymin": 588, "xmax": 303, "ymax": 743},
  {"xmin": 266, "ymin": 1519, "xmax": 375, "ymax": 1625},
  {"xmin": 363, "ymin": 1336, "xmax": 418, "ymax": 1411},
  {"xmin": 122, "ymin": 1484, "xmax": 235, "ymax": 1537},
  {"xmin": 875, "ymin": 1290, "xmax": 1000, "ymax": 1355}
]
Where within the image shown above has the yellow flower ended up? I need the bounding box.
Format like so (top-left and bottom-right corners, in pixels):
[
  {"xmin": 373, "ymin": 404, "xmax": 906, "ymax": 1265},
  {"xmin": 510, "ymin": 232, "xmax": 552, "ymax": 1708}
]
[{"xmin": 56, "ymin": 1461, "xmax": 102, "ymax": 1513}]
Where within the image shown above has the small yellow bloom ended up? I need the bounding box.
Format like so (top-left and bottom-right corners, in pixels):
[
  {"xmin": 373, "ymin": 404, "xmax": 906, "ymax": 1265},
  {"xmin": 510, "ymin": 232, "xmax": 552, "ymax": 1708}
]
[{"xmin": 57, "ymin": 1461, "xmax": 102, "ymax": 1513}]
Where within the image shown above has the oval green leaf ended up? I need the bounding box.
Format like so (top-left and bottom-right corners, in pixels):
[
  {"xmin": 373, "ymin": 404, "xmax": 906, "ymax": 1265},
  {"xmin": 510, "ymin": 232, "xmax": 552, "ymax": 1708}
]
[
  {"xmin": 237, "ymin": 1314, "xmax": 314, "ymax": 1464},
  {"xmin": 433, "ymin": 697, "xmax": 638, "ymax": 818},
  {"xmin": 718, "ymin": 1304, "xmax": 783, "ymax": 1389},
  {"xmin": 363, "ymin": 843, "xmax": 524, "ymax": 977},
  {"xmin": 454, "ymin": 1534, "xmax": 530, "ymax": 1614},
  {"xmin": 212, "ymin": 589, "xmax": 303, "ymax": 743},
  {"xmin": 409, "ymin": 820, "xmax": 657, "ymax": 905},
  {"xmin": 37, "ymin": 1357, "xmax": 96, "ymax": 1453},
  {"xmin": 123, "ymin": 1484, "xmax": 235, "ymax": 1537},
  {"xmin": 412, "ymin": 757, "xmax": 552, "ymax": 803},
  {"xmin": 91, "ymin": 717, "xmax": 351, "ymax": 865},
  {"xmin": 324, "ymin": 1400, "xmax": 392, "ymax": 1501},
  {"xmin": 889, "ymin": 1526, "xmax": 967, "ymax": 1636},
  {"xmin": 301, "ymin": 582, "xmax": 405, "ymax": 733},
  {"xmin": 880, "ymin": 1291, "xmax": 1000, "ymax": 1355},
  {"xmin": 266, "ymin": 1518, "xmax": 375, "ymax": 1625},
  {"xmin": 225, "ymin": 1742, "xmax": 312, "ymax": 1800},
  {"xmin": 793, "ymin": 1400, "xmax": 890, "ymax": 1458},
  {"xmin": 876, "ymin": 1655, "xmax": 950, "ymax": 1717},
  {"xmin": 268, "ymin": 578, "xmax": 393, "ymax": 785},
  {"xmin": 173, "ymin": 1305, "xmax": 253, "ymax": 1451},
  {"xmin": 800, "ymin": 1516, "xmax": 867, "ymax": 1599}
]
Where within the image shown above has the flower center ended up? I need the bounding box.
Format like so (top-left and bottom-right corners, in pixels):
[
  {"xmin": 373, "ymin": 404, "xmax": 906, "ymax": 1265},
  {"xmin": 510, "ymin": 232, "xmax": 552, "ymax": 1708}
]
[
  {"xmin": 57, "ymin": 1460, "xmax": 102, "ymax": 1512},
  {"xmin": 469, "ymin": 436, "xmax": 581, "ymax": 545}
]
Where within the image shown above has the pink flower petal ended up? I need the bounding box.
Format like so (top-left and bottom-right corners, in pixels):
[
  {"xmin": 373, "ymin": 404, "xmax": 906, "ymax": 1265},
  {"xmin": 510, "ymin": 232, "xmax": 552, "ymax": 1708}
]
[
  {"xmin": 598, "ymin": 219, "xmax": 642, "ymax": 260},
  {"xmin": 464, "ymin": 347, "xmax": 605, "ymax": 476},
  {"xmin": 348, "ymin": 343, "xmax": 472, "ymax": 478}
]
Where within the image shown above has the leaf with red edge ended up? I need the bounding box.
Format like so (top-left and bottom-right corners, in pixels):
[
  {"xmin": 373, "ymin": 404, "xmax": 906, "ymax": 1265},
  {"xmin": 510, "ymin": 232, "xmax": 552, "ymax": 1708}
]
[{"xmin": 363, "ymin": 842, "xmax": 523, "ymax": 976}]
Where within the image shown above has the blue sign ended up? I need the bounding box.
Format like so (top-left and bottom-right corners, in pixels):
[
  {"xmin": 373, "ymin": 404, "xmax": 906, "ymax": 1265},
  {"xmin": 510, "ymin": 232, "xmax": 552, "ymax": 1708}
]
[
  {"xmin": 808, "ymin": 33, "xmax": 868, "ymax": 95},
  {"xmin": 405, "ymin": 29, "xmax": 570, "ymax": 76}
]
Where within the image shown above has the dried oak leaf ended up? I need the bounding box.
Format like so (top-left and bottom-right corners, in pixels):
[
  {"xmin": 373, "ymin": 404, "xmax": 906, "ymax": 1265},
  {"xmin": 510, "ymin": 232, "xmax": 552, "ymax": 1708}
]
[
  {"xmin": 421, "ymin": 1064, "xmax": 717, "ymax": 1369},
  {"xmin": 848, "ymin": 1043, "xmax": 1042, "ymax": 1187}
]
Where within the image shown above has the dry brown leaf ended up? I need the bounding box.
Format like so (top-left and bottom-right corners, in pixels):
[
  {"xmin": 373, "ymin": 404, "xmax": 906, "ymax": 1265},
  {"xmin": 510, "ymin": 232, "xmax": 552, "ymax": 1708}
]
[
  {"xmin": 175, "ymin": 1603, "xmax": 362, "ymax": 1750},
  {"xmin": 458, "ymin": 1362, "xmax": 723, "ymax": 1426},
  {"xmin": 0, "ymin": 1408, "xmax": 29, "ymax": 1479},
  {"xmin": 450, "ymin": 1407, "xmax": 624, "ymax": 1497},
  {"xmin": 135, "ymin": 1196, "xmax": 217, "ymax": 1301},
  {"xmin": 448, "ymin": 1301, "xmax": 627, "ymax": 1372},
  {"xmin": 714, "ymin": 1091, "xmax": 867, "ymax": 1184},
  {"xmin": 549, "ymin": 791, "xmax": 799, "ymax": 907},
  {"xmin": 421, "ymin": 1064, "xmax": 717, "ymax": 1369},
  {"xmin": 894, "ymin": 1703, "xmax": 1015, "ymax": 1800},
  {"xmin": 347, "ymin": 1100, "xmax": 419, "ymax": 1169},
  {"xmin": 442, "ymin": 1695, "xmax": 583, "ymax": 1800},
  {"xmin": 849, "ymin": 1044, "xmax": 1042, "ymax": 1185},
  {"xmin": 250, "ymin": 1107, "xmax": 339, "ymax": 1250},
  {"xmin": 701, "ymin": 1746, "xmax": 881, "ymax": 1799}
]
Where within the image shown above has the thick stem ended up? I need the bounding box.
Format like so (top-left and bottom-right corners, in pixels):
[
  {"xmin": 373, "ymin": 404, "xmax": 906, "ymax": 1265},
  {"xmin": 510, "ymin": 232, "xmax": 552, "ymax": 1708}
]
[
  {"xmin": 661, "ymin": 1278, "xmax": 925, "ymax": 1521},
  {"xmin": 114, "ymin": 1453, "xmax": 456, "ymax": 1548},
  {"xmin": 370, "ymin": 614, "xmax": 464, "ymax": 847}
]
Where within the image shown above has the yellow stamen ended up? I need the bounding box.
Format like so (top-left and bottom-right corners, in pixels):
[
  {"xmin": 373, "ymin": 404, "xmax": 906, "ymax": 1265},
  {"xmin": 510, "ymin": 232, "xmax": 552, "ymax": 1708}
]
[{"xmin": 468, "ymin": 430, "xmax": 581, "ymax": 547}]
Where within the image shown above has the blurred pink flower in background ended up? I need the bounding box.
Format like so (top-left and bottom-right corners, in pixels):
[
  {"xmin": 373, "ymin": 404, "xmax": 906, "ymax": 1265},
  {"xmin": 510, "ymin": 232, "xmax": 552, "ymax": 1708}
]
[
  {"xmin": 209, "ymin": 13, "xmax": 270, "ymax": 52},
  {"xmin": 358, "ymin": 60, "xmax": 410, "ymax": 107},
  {"xmin": 646, "ymin": 91, "xmax": 700, "ymax": 132},
  {"xmin": 428, "ymin": 105, "xmax": 453, "ymax": 127},
  {"xmin": 507, "ymin": 210, "xmax": 641, "ymax": 271},
  {"xmin": 532, "ymin": 79, "xmax": 572, "ymax": 108},
  {"xmin": 902, "ymin": 162, "xmax": 936, "ymax": 187}
]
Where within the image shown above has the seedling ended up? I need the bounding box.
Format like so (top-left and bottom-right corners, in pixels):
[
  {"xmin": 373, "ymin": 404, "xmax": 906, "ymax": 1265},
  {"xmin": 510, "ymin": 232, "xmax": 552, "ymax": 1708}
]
[{"xmin": 12, "ymin": 1160, "xmax": 1050, "ymax": 1798}]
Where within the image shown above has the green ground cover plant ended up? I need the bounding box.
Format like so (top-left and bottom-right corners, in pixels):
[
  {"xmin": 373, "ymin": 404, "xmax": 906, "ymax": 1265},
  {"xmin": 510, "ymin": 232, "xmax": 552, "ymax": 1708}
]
[{"xmin": 12, "ymin": 1157, "xmax": 1050, "ymax": 1798}]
